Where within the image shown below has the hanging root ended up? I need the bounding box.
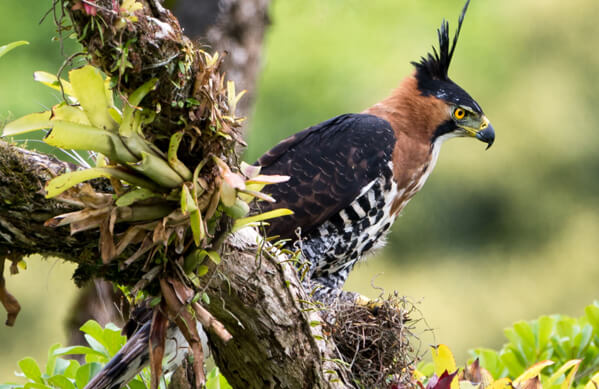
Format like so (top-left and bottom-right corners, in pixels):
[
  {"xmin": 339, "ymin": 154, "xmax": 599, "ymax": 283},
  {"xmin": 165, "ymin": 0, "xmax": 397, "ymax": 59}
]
[{"xmin": 0, "ymin": 258, "xmax": 21, "ymax": 326}]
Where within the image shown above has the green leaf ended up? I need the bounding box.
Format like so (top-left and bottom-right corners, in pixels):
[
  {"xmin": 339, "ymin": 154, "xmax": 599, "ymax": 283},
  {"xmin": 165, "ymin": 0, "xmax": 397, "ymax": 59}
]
[
  {"xmin": 116, "ymin": 188, "xmax": 159, "ymax": 207},
  {"xmin": 18, "ymin": 358, "xmax": 43, "ymax": 384},
  {"xmin": 80, "ymin": 320, "xmax": 104, "ymax": 342},
  {"xmin": 23, "ymin": 384, "xmax": 50, "ymax": 389},
  {"xmin": 45, "ymin": 167, "xmax": 159, "ymax": 198},
  {"xmin": 33, "ymin": 71, "xmax": 75, "ymax": 99},
  {"xmin": 206, "ymin": 367, "xmax": 232, "ymax": 389},
  {"xmin": 537, "ymin": 316, "xmax": 556, "ymax": 352},
  {"xmin": 119, "ymin": 78, "xmax": 157, "ymax": 137},
  {"xmin": 197, "ymin": 265, "xmax": 209, "ymax": 277},
  {"xmin": 180, "ymin": 185, "xmax": 197, "ymax": 214},
  {"xmin": 0, "ymin": 40, "xmax": 28, "ymax": 59},
  {"xmin": 62, "ymin": 360, "xmax": 80, "ymax": 379},
  {"xmin": 75, "ymin": 363, "xmax": 102, "ymax": 389},
  {"xmin": 44, "ymin": 120, "xmax": 137, "ymax": 163},
  {"xmin": 190, "ymin": 210, "xmax": 205, "ymax": 246},
  {"xmin": 585, "ymin": 305, "xmax": 599, "ymax": 333},
  {"xmin": 167, "ymin": 131, "xmax": 192, "ymax": 180},
  {"xmin": 126, "ymin": 379, "xmax": 147, "ymax": 389},
  {"xmin": 46, "ymin": 376, "xmax": 75, "ymax": 389},
  {"xmin": 68, "ymin": 65, "xmax": 116, "ymax": 131},
  {"xmin": 499, "ymin": 349, "xmax": 525, "ymax": 378},
  {"xmin": 184, "ymin": 250, "xmax": 207, "ymax": 273},
  {"xmin": 206, "ymin": 251, "xmax": 221, "ymax": 265},
  {"xmin": 46, "ymin": 344, "xmax": 61, "ymax": 376},
  {"xmin": 2, "ymin": 111, "xmax": 52, "ymax": 137},
  {"xmin": 129, "ymin": 151, "xmax": 184, "ymax": 188},
  {"xmin": 52, "ymin": 346, "xmax": 106, "ymax": 360},
  {"xmin": 52, "ymin": 104, "xmax": 90, "ymax": 125},
  {"xmin": 232, "ymin": 208, "xmax": 294, "ymax": 232}
]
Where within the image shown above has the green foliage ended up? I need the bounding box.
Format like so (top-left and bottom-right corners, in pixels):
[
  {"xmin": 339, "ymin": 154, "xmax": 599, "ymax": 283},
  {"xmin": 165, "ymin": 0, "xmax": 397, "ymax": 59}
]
[
  {"xmin": 471, "ymin": 302, "xmax": 599, "ymax": 386},
  {"xmin": 0, "ymin": 41, "xmax": 28, "ymax": 59},
  {"xmin": 1, "ymin": 320, "xmax": 230, "ymax": 389}
]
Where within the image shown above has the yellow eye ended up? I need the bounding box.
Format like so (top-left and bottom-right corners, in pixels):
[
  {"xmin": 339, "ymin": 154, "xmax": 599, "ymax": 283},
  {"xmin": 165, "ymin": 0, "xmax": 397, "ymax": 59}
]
[{"xmin": 454, "ymin": 108, "xmax": 466, "ymax": 120}]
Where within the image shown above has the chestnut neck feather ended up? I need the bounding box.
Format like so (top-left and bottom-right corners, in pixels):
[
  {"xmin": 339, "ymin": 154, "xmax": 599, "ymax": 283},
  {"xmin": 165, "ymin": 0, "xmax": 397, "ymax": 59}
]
[{"xmin": 363, "ymin": 74, "xmax": 450, "ymax": 192}]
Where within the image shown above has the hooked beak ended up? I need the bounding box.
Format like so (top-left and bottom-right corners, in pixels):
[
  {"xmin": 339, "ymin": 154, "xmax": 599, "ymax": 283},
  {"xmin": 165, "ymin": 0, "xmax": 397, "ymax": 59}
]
[
  {"xmin": 476, "ymin": 121, "xmax": 495, "ymax": 150},
  {"xmin": 462, "ymin": 116, "xmax": 495, "ymax": 150}
]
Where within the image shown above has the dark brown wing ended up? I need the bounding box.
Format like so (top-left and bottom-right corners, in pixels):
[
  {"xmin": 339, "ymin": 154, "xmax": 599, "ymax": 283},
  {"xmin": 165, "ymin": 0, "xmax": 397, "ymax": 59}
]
[{"xmin": 256, "ymin": 113, "xmax": 396, "ymax": 239}]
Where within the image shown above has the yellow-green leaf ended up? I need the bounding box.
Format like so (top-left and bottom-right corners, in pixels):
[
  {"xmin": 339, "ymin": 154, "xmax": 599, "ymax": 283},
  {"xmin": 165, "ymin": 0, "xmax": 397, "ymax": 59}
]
[
  {"xmin": 129, "ymin": 151, "xmax": 183, "ymax": 188},
  {"xmin": 486, "ymin": 378, "xmax": 512, "ymax": 389},
  {"xmin": 206, "ymin": 251, "xmax": 221, "ymax": 265},
  {"xmin": 119, "ymin": 78, "xmax": 157, "ymax": 137},
  {"xmin": 232, "ymin": 208, "xmax": 293, "ymax": 232},
  {"xmin": 52, "ymin": 104, "xmax": 91, "ymax": 125},
  {"xmin": 33, "ymin": 71, "xmax": 75, "ymax": 98},
  {"xmin": 180, "ymin": 185, "xmax": 197, "ymax": 214},
  {"xmin": 431, "ymin": 344, "xmax": 458, "ymax": 389},
  {"xmin": 116, "ymin": 188, "xmax": 159, "ymax": 207},
  {"xmin": 69, "ymin": 65, "xmax": 116, "ymax": 130},
  {"xmin": 584, "ymin": 371, "xmax": 599, "ymax": 389},
  {"xmin": 190, "ymin": 210, "xmax": 205, "ymax": 246},
  {"xmin": 514, "ymin": 360, "xmax": 554, "ymax": 385},
  {"xmin": 0, "ymin": 40, "xmax": 28, "ymax": 59},
  {"xmin": 544, "ymin": 360, "xmax": 580, "ymax": 389},
  {"xmin": 45, "ymin": 167, "xmax": 159, "ymax": 198},
  {"xmin": 2, "ymin": 111, "xmax": 52, "ymax": 136},
  {"xmin": 167, "ymin": 131, "xmax": 192, "ymax": 180},
  {"xmin": 44, "ymin": 120, "xmax": 137, "ymax": 163}
]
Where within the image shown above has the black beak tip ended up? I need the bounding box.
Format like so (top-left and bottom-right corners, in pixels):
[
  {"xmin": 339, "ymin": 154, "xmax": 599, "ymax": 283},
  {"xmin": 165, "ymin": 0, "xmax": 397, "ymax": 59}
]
[{"xmin": 476, "ymin": 124, "xmax": 495, "ymax": 150}]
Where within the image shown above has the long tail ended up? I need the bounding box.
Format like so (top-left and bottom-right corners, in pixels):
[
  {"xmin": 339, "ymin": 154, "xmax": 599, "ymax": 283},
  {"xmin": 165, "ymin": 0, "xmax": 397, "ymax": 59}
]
[
  {"xmin": 84, "ymin": 321, "xmax": 207, "ymax": 389},
  {"xmin": 84, "ymin": 321, "xmax": 152, "ymax": 389}
]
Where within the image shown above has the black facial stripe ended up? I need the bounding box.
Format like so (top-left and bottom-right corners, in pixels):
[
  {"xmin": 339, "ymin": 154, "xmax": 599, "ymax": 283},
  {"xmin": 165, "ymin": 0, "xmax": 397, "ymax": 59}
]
[{"xmin": 431, "ymin": 119, "xmax": 457, "ymax": 142}]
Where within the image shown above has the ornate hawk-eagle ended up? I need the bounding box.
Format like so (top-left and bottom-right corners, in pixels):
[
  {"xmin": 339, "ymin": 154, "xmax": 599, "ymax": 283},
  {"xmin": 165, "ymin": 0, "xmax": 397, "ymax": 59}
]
[
  {"xmin": 256, "ymin": 0, "xmax": 494, "ymax": 304},
  {"xmin": 85, "ymin": 1, "xmax": 494, "ymax": 388}
]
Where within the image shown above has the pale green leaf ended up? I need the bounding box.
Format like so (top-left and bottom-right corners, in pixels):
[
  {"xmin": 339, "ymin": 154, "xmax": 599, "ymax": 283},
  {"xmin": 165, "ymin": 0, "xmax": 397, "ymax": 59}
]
[
  {"xmin": 75, "ymin": 363, "xmax": 102, "ymax": 389},
  {"xmin": 52, "ymin": 346, "xmax": 106, "ymax": 359},
  {"xmin": 232, "ymin": 208, "xmax": 293, "ymax": 232},
  {"xmin": 190, "ymin": 210, "xmax": 205, "ymax": 246},
  {"xmin": 52, "ymin": 104, "xmax": 90, "ymax": 125},
  {"xmin": 119, "ymin": 78, "xmax": 157, "ymax": 137},
  {"xmin": 44, "ymin": 120, "xmax": 137, "ymax": 163},
  {"xmin": 513, "ymin": 360, "xmax": 554, "ymax": 385},
  {"xmin": 18, "ymin": 358, "xmax": 42, "ymax": 384},
  {"xmin": 206, "ymin": 251, "xmax": 221, "ymax": 265},
  {"xmin": 116, "ymin": 188, "xmax": 159, "ymax": 207},
  {"xmin": 2, "ymin": 111, "xmax": 52, "ymax": 137},
  {"xmin": 129, "ymin": 151, "xmax": 183, "ymax": 188},
  {"xmin": 46, "ymin": 376, "xmax": 75, "ymax": 389},
  {"xmin": 45, "ymin": 167, "xmax": 159, "ymax": 198},
  {"xmin": 0, "ymin": 40, "xmax": 28, "ymax": 59},
  {"xmin": 69, "ymin": 65, "xmax": 116, "ymax": 130},
  {"xmin": 33, "ymin": 71, "xmax": 75, "ymax": 98}
]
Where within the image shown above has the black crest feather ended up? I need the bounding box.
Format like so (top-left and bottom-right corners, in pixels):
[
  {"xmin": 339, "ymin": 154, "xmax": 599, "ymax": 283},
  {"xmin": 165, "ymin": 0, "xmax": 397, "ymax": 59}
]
[{"xmin": 412, "ymin": 0, "xmax": 471, "ymax": 81}]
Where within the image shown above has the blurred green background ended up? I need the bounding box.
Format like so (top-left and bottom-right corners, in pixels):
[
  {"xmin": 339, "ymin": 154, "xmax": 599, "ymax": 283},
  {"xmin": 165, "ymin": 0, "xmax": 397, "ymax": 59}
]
[{"xmin": 1, "ymin": 0, "xmax": 598, "ymax": 381}]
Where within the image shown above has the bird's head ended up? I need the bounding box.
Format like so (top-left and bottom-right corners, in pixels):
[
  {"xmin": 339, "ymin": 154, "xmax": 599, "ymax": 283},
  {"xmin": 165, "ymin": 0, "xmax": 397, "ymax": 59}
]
[{"xmin": 409, "ymin": 0, "xmax": 494, "ymax": 149}]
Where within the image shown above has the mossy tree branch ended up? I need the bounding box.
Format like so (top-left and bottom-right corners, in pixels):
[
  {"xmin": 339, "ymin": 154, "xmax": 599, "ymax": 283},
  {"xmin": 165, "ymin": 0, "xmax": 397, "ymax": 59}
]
[{"xmin": 0, "ymin": 0, "xmax": 352, "ymax": 387}]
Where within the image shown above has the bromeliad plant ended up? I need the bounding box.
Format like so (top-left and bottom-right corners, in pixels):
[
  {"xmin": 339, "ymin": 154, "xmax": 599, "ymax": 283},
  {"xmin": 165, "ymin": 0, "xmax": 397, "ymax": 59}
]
[{"xmin": 2, "ymin": 55, "xmax": 290, "ymax": 385}]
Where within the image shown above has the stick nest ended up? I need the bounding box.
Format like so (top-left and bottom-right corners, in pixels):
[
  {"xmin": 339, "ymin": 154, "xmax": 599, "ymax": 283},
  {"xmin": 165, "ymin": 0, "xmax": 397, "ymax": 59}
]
[{"xmin": 327, "ymin": 293, "xmax": 422, "ymax": 388}]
